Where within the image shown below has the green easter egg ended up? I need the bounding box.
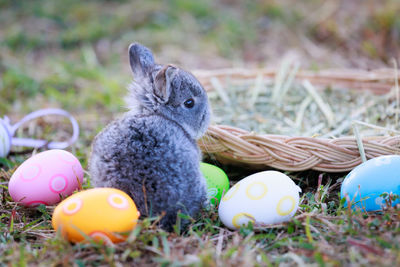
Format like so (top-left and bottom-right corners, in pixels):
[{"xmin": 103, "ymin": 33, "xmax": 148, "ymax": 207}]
[{"xmin": 200, "ymin": 162, "xmax": 230, "ymax": 205}]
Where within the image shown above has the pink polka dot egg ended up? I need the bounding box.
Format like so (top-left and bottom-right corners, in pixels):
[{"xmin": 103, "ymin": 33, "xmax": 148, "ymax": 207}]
[
  {"xmin": 218, "ymin": 171, "xmax": 302, "ymax": 229},
  {"xmin": 8, "ymin": 149, "xmax": 84, "ymax": 206},
  {"xmin": 52, "ymin": 188, "xmax": 139, "ymax": 244}
]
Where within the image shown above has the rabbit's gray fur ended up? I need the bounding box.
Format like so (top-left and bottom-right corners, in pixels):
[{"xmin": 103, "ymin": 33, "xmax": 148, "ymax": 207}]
[{"xmin": 89, "ymin": 43, "xmax": 210, "ymax": 231}]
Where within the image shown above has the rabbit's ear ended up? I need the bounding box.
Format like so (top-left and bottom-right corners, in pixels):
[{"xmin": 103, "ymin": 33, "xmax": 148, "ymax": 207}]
[
  {"xmin": 129, "ymin": 43, "xmax": 155, "ymax": 78},
  {"xmin": 154, "ymin": 65, "xmax": 177, "ymax": 102}
]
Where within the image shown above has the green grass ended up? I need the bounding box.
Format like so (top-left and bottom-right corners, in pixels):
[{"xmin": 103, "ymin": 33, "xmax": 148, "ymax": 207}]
[
  {"xmin": 1, "ymin": 0, "xmax": 400, "ymax": 266},
  {"xmin": 1, "ymin": 169, "xmax": 399, "ymax": 265}
]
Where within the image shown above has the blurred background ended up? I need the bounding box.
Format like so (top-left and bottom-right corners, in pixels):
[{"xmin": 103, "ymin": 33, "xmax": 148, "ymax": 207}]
[
  {"xmin": 0, "ymin": 0, "xmax": 399, "ymax": 158},
  {"xmin": 1, "ymin": 0, "xmax": 399, "ymax": 112}
]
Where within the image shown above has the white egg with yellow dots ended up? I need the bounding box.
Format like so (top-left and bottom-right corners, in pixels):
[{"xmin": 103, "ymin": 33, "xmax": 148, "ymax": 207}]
[{"xmin": 218, "ymin": 171, "xmax": 301, "ymax": 229}]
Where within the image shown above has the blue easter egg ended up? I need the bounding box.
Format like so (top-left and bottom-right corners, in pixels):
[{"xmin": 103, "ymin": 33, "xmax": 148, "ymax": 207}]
[{"xmin": 340, "ymin": 155, "xmax": 400, "ymax": 211}]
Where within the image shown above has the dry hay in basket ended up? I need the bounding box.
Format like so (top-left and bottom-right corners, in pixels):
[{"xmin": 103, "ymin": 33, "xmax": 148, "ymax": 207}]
[{"xmin": 194, "ymin": 61, "xmax": 400, "ymax": 172}]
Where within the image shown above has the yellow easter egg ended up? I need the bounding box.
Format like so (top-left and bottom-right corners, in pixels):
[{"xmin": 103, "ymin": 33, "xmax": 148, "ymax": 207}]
[{"xmin": 52, "ymin": 188, "xmax": 139, "ymax": 244}]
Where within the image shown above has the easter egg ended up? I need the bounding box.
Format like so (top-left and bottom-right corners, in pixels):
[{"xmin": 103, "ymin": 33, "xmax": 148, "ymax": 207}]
[
  {"xmin": 52, "ymin": 188, "xmax": 139, "ymax": 244},
  {"xmin": 200, "ymin": 162, "xmax": 230, "ymax": 205},
  {"xmin": 8, "ymin": 149, "xmax": 84, "ymax": 206},
  {"xmin": 341, "ymin": 155, "xmax": 400, "ymax": 211},
  {"xmin": 219, "ymin": 171, "xmax": 301, "ymax": 229},
  {"xmin": 0, "ymin": 120, "xmax": 11, "ymax": 158}
]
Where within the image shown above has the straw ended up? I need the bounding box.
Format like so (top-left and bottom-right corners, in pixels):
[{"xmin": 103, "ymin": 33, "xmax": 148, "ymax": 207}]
[{"xmin": 195, "ymin": 66, "xmax": 400, "ymax": 172}]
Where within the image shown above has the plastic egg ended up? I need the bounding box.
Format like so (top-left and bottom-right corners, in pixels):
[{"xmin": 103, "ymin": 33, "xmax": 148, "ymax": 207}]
[
  {"xmin": 52, "ymin": 188, "xmax": 139, "ymax": 244},
  {"xmin": 219, "ymin": 171, "xmax": 301, "ymax": 229},
  {"xmin": 341, "ymin": 155, "xmax": 400, "ymax": 211},
  {"xmin": 8, "ymin": 149, "xmax": 84, "ymax": 206},
  {"xmin": 0, "ymin": 121, "xmax": 11, "ymax": 158},
  {"xmin": 200, "ymin": 162, "xmax": 230, "ymax": 205}
]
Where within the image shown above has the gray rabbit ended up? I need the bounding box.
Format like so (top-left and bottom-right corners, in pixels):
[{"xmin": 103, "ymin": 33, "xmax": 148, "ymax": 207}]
[{"xmin": 89, "ymin": 43, "xmax": 211, "ymax": 231}]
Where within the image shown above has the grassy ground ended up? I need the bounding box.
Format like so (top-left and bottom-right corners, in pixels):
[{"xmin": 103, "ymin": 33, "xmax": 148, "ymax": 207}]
[{"xmin": 1, "ymin": 0, "xmax": 400, "ymax": 266}]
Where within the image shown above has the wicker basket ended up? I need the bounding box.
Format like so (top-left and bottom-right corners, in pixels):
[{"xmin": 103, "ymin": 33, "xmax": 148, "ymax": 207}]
[{"xmin": 194, "ymin": 68, "xmax": 400, "ymax": 172}]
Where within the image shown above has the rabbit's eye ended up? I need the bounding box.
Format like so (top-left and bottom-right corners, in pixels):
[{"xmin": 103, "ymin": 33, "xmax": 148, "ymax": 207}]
[{"xmin": 184, "ymin": 98, "xmax": 195, "ymax": 108}]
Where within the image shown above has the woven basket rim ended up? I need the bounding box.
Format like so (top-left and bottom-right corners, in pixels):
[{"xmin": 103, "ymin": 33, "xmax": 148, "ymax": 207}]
[{"xmin": 196, "ymin": 67, "xmax": 400, "ymax": 172}]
